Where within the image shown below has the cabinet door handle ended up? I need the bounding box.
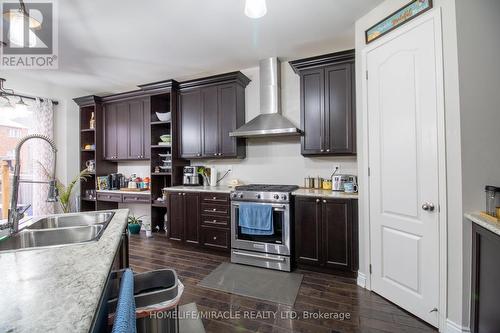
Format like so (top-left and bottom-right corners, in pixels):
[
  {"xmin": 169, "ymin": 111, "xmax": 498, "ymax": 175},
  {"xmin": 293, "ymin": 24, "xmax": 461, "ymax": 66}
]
[
  {"xmin": 320, "ymin": 149, "xmax": 324, "ymax": 152},
  {"xmin": 316, "ymin": 199, "xmax": 320, "ymax": 203},
  {"xmin": 182, "ymin": 193, "xmax": 186, "ymax": 196},
  {"xmin": 214, "ymin": 153, "xmax": 217, "ymax": 156},
  {"xmin": 323, "ymin": 199, "xmax": 326, "ymax": 203},
  {"xmin": 219, "ymin": 153, "xmax": 222, "ymax": 156},
  {"xmin": 213, "ymin": 236, "xmax": 217, "ymax": 240},
  {"xmin": 197, "ymin": 153, "xmax": 201, "ymax": 157},
  {"xmin": 326, "ymin": 149, "xmax": 330, "ymax": 153},
  {"xmin": 212, "ymin": 197, "xmax": 217, "ymax": 200}
]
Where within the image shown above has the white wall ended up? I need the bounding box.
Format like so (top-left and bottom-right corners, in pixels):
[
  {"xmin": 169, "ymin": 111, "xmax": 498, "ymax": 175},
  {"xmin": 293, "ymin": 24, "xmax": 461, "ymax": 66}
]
[
  {"xmin": 355, "ymin": 0, "xmax": 465, "ymax": 331},
  {"xmin": 456, "ymin": 0, "xmax": 500, "ymax": 329},
  {"xmin": 192, "ymin": 62, "xmax": 358, "ymax": 186},
  {"xmin": 0, "ymin": 72, "xmax": 85, "ymax": 186}
]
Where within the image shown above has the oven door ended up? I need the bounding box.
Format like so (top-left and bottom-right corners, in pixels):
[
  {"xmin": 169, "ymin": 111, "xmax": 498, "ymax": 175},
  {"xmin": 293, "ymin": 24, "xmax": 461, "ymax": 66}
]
[{"xmin": 231, "ymin": 201, "xmax": 291, "ymax": 256}]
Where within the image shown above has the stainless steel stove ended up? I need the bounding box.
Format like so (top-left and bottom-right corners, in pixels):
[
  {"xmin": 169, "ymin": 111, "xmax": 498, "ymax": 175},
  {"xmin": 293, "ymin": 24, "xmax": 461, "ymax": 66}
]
[{"xmin": 230, "ymin": 184, "xmax": 298, "ymax": 271}]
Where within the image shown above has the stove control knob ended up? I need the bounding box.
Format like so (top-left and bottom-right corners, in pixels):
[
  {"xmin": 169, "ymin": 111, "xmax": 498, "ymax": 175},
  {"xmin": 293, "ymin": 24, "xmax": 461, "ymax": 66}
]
[
  {"xmin": 256, "ymin": 194, "xmax": 261, "ymax": 199},
  {"xmin": 273, "ymin": 194, "xmax": 280, "ymax": 200},
  {"xmin": 281, "ymin": 195, "xmax": 287, "ymax": 200}
]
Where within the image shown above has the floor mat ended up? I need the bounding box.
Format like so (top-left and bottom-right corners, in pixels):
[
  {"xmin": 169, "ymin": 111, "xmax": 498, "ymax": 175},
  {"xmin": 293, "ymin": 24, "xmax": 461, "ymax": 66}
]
[{"xmin": 198, "ymin": 262, "xmax": 303, "ymax": 306}]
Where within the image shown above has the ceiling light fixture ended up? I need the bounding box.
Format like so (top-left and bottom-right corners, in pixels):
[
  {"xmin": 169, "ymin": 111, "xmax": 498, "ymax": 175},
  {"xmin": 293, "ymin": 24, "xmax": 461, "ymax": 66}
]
[
  {"xmin": 245, "ymin": 0, "xmax": 267, "ymax": 19},
  {"xmin": 2, "ymin": 0, "xmax": 41, "ymax": 47}
]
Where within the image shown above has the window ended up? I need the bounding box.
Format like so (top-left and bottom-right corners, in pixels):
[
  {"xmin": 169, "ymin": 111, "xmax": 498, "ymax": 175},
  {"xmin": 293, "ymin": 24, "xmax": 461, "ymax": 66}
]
[
  {"xmin": 8, "ymin": 128, "xmax": 22, "ymax": 138},
  {"xmin": 0, "ymin": 107, "xmax": 34, "ymax": 219}
]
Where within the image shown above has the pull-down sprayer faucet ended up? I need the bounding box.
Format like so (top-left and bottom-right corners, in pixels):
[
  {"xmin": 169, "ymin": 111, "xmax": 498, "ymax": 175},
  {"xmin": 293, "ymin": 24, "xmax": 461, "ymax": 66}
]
[{"xmin": 2, "ymin": 134, "xmax": 58, "ymax": 235}]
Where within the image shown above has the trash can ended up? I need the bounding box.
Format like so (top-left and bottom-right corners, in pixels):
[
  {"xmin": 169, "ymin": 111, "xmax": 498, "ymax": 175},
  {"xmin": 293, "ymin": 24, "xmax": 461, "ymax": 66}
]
[{"xmin": 108, "ymin": 269, "xmax": 183, "ymax": 333}]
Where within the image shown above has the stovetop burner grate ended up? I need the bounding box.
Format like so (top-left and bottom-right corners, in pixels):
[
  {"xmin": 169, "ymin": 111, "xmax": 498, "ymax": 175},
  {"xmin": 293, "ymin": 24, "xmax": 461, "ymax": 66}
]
[{"xmin": 234, "ymin": 184, "xmax": 299, "ymax": 193}]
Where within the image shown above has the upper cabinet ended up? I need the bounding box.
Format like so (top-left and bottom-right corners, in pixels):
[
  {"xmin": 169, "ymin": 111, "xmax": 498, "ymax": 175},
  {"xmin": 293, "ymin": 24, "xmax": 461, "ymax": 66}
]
[
  {"xmin": 178, "ymin": 72, "xmax": 250, "ymax": 159},
  {"xmin": 290, "ymin": 50, "xmax": 356, "ymax": 156},
  {"xmin": 103, "ymin": 97, "xmax": 151, "ymax": 161}
]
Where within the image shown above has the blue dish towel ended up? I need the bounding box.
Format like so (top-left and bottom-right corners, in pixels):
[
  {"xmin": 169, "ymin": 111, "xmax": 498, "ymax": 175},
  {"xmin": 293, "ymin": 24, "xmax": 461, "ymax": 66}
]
[
  {"xmin": 112, "ymin": 269, "xmax": 136, "ymax": 333},
  {"xmin": 238, "ymin": 203, "xmax": 274, "ymax": 235}
]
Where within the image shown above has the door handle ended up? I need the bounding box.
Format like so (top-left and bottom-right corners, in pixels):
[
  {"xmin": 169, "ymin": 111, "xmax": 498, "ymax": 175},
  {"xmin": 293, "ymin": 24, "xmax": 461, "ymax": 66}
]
[{"xmin": 422, "ymin": 202, "xmax": 435, "ymax": 211}]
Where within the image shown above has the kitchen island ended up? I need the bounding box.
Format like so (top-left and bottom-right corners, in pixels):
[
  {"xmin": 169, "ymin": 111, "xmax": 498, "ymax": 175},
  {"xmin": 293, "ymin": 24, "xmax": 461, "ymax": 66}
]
[{"xmin": 0, "ymin": 209, "xmax": 129, "ymax": 333}]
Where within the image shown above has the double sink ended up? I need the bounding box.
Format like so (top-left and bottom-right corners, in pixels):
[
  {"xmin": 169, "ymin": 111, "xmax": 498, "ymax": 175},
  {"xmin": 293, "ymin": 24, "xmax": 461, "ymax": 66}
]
[{"xmin": 0, "ymin": 211, "xmax": 115, "ymax": 252}]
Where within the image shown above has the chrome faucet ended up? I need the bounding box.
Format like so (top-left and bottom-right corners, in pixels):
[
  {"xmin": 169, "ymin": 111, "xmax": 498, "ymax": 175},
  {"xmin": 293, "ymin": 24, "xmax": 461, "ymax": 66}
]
[{"xmin": 1, "ymin": 134, "xmax": 58, "ymax": 235}]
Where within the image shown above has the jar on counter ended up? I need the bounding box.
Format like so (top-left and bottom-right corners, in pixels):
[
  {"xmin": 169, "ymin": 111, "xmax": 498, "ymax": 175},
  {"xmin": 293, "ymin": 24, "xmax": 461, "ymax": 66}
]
[{"xmin": 485, "ymin": 185, "xmax": 499, "ymax": 216}]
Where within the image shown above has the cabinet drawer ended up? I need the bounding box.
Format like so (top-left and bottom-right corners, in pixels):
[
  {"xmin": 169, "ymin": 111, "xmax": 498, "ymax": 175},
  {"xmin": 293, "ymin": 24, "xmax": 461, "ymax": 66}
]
[
  {"xmin": 201, "ymin": 216, "xmax": 230, "ymax": 228},
  {"xmin": 122, "ymin": 194, "xmax": 150, "ymax": 204},
  {"xmin": 201, "ymin": 203, "xmax": 229, "ymax": 216},
  {"xmin": 97, "ymin": 192, "xmax": 122, "ymax": 202},
  {"xmin": 201, "ymin": 192, "xmax": 230, "ymax": 204},
  {"xmin": 201, "ymin": 227, "xmax": 230, "ymax": 251}
]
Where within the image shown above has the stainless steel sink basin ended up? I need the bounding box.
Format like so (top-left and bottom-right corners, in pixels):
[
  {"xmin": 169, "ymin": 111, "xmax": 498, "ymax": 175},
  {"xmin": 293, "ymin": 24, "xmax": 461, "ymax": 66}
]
[
  {"xmin": 26, "ymin": 212, "xmax": 115, "ymax": 229},
  {"xmin": 0, "ymin": 225, "xmax": 104, "ymax": 251},
  {"xmin": 0, "ymin": 211, "xmax": 115, "ymax": 252}
]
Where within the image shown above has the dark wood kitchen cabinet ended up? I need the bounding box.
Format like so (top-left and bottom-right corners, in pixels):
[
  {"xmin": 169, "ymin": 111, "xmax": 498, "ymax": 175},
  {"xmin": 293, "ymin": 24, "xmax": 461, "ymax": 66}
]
[
  {"xmin": 167, "ymin": 191, "xmax": 200, "ymax": 245},
  {"xmin": 103, "ymin": 97, "xmax": 150, "ymax": 161},
  {"xmin": 290, "ymin": 50, "xmax": 356, "ymax": 156},
  {"xmin": 178, "ymin": 72, "xmax": 250, "ymax": 159},
  {"xmin": 295, "ymin": 196, "xmax": 358, "ymax": 275},
  {"xmin": 471, "ymin": 223, "xmax": 500, "ymax": 333}
]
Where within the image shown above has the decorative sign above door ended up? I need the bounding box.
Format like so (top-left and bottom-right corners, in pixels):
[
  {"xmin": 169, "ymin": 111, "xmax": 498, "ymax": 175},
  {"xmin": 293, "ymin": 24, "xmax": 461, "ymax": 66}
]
[{"xmin": 365, "ymin": 0, "xmax": 433, "ymax": 44}]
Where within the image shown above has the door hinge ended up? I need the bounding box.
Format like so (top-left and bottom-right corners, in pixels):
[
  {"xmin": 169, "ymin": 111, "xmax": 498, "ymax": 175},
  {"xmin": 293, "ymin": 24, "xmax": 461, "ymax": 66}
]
[
  {"xmin": 368, "ymin": 167, "xmax": 371, "ymax": 176},
  {"xmin": 369, "ymin": 264, "xmax": 372, "ymax": 274},
  {"xmin": 365, "ymin": 70, "xmax": 368, "ymax": 80}
]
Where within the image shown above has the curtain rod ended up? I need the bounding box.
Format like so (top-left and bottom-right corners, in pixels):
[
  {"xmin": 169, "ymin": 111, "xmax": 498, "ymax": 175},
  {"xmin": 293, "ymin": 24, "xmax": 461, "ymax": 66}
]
[{"xmin": 3, "ymin": 92, "xmax": 59, "ymax": 105}]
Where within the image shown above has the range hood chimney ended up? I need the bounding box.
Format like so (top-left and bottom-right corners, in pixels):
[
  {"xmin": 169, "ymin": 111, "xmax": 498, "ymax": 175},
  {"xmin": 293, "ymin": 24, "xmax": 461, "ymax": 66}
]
[{"xmin": 229, "ymin": 57, "xmax": 302, "ymax": 138}]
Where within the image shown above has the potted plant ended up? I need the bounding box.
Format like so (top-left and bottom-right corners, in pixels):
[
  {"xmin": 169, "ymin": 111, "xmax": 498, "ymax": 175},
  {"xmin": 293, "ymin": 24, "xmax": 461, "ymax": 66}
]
[{"xmin": 127, "ymin": 215, "xmax": 144, "ymax": 234}]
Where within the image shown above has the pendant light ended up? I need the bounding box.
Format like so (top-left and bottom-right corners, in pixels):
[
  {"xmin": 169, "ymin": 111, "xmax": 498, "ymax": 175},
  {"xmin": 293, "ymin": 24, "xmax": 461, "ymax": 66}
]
[
  {"xmin": 2, "ymin": 0, "xmax": 41, "ymax": 47},
  {"xmin": 245, "ymin": 0, "xmax": 267, "ymax": 19}
]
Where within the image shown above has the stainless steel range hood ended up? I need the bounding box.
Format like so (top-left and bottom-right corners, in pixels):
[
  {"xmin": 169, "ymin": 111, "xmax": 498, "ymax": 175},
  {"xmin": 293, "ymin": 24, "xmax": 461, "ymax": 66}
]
[{"xmin": 229, "ymin": 57, "xmax": 301, "ymax": 138}]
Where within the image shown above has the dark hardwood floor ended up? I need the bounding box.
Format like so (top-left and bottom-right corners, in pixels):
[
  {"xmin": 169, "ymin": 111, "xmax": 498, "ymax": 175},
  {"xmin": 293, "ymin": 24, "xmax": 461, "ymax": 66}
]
[{"xmin": 129, "ymin": 233, "xmax": 437, "ymax": 333}]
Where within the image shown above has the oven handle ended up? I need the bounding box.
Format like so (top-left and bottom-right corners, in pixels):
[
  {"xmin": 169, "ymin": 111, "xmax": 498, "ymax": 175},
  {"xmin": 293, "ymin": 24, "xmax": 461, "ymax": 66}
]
[
  {"xmin": 232, "ymin": 251, "xmax": 286, "ymax": 262},
  {"xmin": 231, "ymin": 203, "xmax": 287, "ymax": 212}
]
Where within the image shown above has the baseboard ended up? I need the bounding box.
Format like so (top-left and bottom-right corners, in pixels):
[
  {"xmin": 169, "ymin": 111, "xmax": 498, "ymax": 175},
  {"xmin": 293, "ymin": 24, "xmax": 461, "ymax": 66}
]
[
  {"xmin": 444, "ymin": 319, "xmax": 470, "ymax": 333},
  {"xmin": 357, "ymin": 271, "xmax": 367, "ymax": 288}
]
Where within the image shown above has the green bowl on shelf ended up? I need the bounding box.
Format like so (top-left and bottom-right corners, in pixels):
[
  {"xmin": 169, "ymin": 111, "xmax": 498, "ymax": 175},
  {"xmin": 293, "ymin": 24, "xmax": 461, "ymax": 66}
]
[{"xmin": 159, "ymin": 134, "xmax": 171, "ymax": 143}]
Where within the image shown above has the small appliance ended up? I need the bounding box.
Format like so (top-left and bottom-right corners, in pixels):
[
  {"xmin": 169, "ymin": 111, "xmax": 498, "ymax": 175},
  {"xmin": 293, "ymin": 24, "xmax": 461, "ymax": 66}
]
[
  {"xmin": 109, "ymin": 173, "xmax": 123, "ymax": 190},
  {"xmin": 183, "ymin": 166, "xmax": 201, "ymax": 186},
  {"xmin": 332, "ymin": 174, "xmax": 357, "ymax": 192}
]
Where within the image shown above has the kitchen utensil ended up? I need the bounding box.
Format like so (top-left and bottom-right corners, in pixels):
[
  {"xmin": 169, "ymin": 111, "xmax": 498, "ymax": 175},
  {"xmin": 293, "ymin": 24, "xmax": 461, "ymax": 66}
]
[
  {"xmin": 158, "ymin": 153, "xmax": 171, "ymax": 158},
  {"xmin": 485, "ymin": 185, "xmax": 499, "ymax": 216},
  {"xmin": 156, "ymin": 112, "xmax": 171, "ymax": 122},
  {"xmin": 322, "ymin": 179, "xmax": 332, "ymax": 190}
]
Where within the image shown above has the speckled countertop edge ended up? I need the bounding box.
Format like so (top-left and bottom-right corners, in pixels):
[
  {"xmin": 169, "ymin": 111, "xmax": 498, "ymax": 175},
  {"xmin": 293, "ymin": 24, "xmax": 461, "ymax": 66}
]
[
  {"xmin": 0, "ymin": 209, "xmax": 129, "ymax": 333},
  {"xmin": 292, "ymin": 188, "xmax": 359, "ymax": 199},
  {"xmin": 163, "ymin": 186, "xmax": 233, "ymax": 193},
  {"xmin": 465, "ymin": 212, "xmax": 500, "ymax": 237}
]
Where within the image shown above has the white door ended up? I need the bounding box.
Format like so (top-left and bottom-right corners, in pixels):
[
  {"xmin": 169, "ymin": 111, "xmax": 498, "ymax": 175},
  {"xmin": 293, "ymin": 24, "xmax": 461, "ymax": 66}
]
[{"xmin": 366, "ymin": 12, "xmax": 442, "ymax": 326}]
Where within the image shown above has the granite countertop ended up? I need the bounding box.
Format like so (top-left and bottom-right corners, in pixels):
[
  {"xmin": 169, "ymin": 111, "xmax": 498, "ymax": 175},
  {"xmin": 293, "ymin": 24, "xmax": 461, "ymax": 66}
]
[
  {"xmin": 465, "ymin": 212, "xmax": 500, "ymax": 237},
  {"xmin": 292, "ymin": 188, "xmax": 359, "ymax": 199},
  {"xmin": 97, "ymin": 189, "xmax": 151, "ymax": 195},
  {"xmin": 164, "ymin": 185, "xmax": 233, "ymax": 194},
  {"xmin": 0, "ymin": 209, "xmax": 129, "ymax": 333}
]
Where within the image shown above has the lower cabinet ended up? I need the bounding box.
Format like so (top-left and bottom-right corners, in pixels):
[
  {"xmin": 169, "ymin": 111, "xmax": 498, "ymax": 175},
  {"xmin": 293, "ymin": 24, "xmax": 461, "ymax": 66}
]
[
  {"xmin": 471, "ymin": 223, "xmax": 500, "ymax": 333},
  {"xmin": 167, "ymin": 192, "xmax": 200, "ymax": 245},
  {"xmin": 167, "ymin": 191, "xmax": 230, "ymax": 252},
  {"xmin": 295, "ymin": 196, "xmax": 358, "ymax": 275}
]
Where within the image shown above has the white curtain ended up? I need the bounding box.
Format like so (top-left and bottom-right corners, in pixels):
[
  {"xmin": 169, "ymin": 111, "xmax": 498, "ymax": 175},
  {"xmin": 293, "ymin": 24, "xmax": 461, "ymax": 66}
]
[{"xmin": 30, "ymin": 99, "xmax": 56, "ymax": 216}]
